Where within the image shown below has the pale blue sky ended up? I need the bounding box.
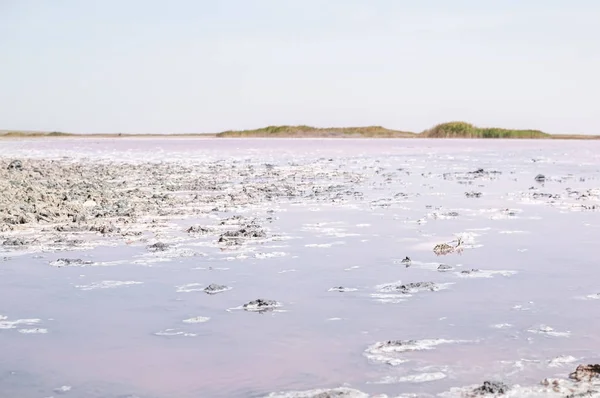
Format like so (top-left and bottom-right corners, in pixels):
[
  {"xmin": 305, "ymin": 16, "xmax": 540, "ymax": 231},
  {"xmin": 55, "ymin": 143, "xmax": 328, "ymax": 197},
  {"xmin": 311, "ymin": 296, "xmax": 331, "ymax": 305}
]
[{"xmin": 1, "ymin": 1, "xmax": 599, "ymax": 134}]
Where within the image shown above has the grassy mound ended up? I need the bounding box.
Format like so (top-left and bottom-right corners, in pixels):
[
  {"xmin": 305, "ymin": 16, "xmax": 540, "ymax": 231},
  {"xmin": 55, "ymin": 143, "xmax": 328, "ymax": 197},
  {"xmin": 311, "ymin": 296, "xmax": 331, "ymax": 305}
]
[
  {"xmin": 216, "ymin": 125, "xmax": 415, "ymax": 138},
  {"xmin": 0, "ymin": 130, "xmax": 72, "ymax": 137},
  {"xmin": 421, "ymin": 122, "xmax": 549, "ymax": 139}
]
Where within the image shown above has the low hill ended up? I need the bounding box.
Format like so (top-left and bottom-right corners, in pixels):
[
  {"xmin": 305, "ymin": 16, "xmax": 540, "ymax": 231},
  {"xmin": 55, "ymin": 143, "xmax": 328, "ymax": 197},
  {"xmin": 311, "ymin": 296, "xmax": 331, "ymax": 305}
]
[
  {"xmin": 215, "ymin": 125, "xmax": 416, "ymax": 138},
  {"xmin": 421, "ymin": 122, "xmax": 550, "ymax": 139},
  {"xmin": 0, "ymin": 130, "xmax": 73, "ymax": 137}
]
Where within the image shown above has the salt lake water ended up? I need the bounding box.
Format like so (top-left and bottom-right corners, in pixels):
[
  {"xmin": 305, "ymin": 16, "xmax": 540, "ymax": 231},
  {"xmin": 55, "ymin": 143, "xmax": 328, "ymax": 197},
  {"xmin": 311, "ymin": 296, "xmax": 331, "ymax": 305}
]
[{"xmin": 1, "ymin": 138, "xmax": 599, "ymax": 397}]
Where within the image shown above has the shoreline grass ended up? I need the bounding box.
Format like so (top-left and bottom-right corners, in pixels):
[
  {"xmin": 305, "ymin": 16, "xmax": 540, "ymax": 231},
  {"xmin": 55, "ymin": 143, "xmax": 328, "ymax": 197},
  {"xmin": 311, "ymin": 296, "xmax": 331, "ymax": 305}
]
[{"xmin": 420, "ymin": 121, "xmax": 550, "ymax": 139}]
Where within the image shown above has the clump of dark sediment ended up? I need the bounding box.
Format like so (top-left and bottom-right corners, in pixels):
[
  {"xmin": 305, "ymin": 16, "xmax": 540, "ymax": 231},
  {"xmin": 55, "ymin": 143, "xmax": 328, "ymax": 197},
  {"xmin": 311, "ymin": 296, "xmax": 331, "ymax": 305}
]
[
  {"xmin": 218, "ymin": 224, "xmax": 267, "ymax": 245},
  {"xmin": 50, "ymin": 258, "xmax": 93, "ymax": 267},
  {"xmin": 147, "ymin": 242, "xmax": 170, "ymax": 252},
  {"xmin": 89, "ymin": 223, "xmax": 121, "ymax": 234},
  {"xmin": 186, "ymin": 225, "xmax": 214, "ymax": 235},
  {"xmin": 443, "ymin": 168, "xmax": 501, "ymax": 184},
  {"xmin": 2, "ymin": 237, "xmax": 32, "ymax": 247},
  {"xmin": 203, "ymin": 284, "xmax": 230, "ymax": 294},
  {"xmin": 379, "ymin": 281, "xmax": 441, "ymax": 294},
  {"xmin": 461, "ymin": 269, "xmax": 481, "ymax": 275},
  {"xmin": 328, "ymin": 286, "xmax": 357, "ymax": 292},
  {"xmin": 471, "ymin": 381, "xmax": 510, "ymax": 395},
  {"xmin": 7, "ymin": 160, "xmax": 23, "ymax": 171},
  {"xmin": 243, "ymin": 299, "xmax": 281, "ymax": 312},
  {"xmin": 465, "ymin": 191, "xmax": 482, "ymax": 198}
]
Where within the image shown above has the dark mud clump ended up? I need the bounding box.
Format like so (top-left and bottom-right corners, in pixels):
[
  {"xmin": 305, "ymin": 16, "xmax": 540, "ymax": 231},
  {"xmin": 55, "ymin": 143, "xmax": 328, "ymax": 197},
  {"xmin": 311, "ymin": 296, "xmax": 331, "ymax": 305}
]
[
  {"xmin": 398, "ymin": 281, "xmax": 438, "ymax": 293},
  {"xmin": 2, "ymin": 237, "xmax": 29, "ymax": 246},
  {"xmin": 382, "ymin": 339, "xmax": 418, "ymax": 348},
  {"xmin": 50, "ymin": 258, "xmax": 93, "ymax": 267},
  {"xmin": 461, "ymin": 269, "xmax": 481, "ymax": 275},
  {"xmin": 438, "ymin": 264, "xmax": 453, "ymax": 271},
  {"xmin": 7, "ymin": 160, "xmax": 23, "ymax": 171},
  {"xmin": 204, "ymin": 284, "xmax": 229, "ymax": 295},
  {"xmin": 465, "ymin": 168, "xmax": 502, "ymax": 179},
  {"xmin": 243, "ymin": 299, "xmax": 280, "ymax": 312},
  {"xmin": 465, "ymin": 191, "xmax": 482, "ymax": 198},
  {"xmin": 535, "ymin": 174, "xmax": 546, "ymax": 182},
  {"xmin": 54, "ymin": 224, "xmax": 89, "ymax": 232},
  {"xmin": 381, "ymin": 281, "xmax": 440, "ymax": 294},
  {"xmin": 53, "ymin": 237, "xmax": 84, "ymax": 247},
  {"xmin": 147, "ymin": 242, "xmax": 170, "ymax": 252},
  {"xmin": 472, "ymin": 381, "xmax": 510, "ymax": 395},
  {"xmin": 569, "ymin": 364, "xmax": 600, "ymax": 382},
  {"xmin": 218, "ymin": 225, "xmax": 266, "ymax": 245},
  {"xmin": 89, "ymin": 224, "xmax": 121, "ymax": 234},
  {"xmin": 220, "ymin": 215, "xmax": 247, "ymax": 225},
  {"xmin": 186, "ymin": 225, "xmax": 213, "ymax": 235},
  {"xmin": 401, "ymin": 256, "xmax": 411, "ymax": 266},
  {"xmin": 329, "ymin": 286, "xmax": 357, "ymax": 293}
]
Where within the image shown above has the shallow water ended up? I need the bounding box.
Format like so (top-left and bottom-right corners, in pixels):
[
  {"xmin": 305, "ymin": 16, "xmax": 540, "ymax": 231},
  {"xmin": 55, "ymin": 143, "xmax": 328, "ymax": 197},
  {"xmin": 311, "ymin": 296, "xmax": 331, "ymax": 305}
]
[{"xmin": 1, "ymin": 138, "xmax": 600, "ymax": 397}]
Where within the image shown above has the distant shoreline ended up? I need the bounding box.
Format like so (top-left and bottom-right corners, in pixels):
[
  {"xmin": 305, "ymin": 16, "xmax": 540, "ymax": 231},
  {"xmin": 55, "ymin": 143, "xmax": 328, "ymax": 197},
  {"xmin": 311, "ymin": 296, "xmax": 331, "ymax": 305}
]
[{"xmin": 2, "ymin": 122, "xmax": 599, "ymax": 140}]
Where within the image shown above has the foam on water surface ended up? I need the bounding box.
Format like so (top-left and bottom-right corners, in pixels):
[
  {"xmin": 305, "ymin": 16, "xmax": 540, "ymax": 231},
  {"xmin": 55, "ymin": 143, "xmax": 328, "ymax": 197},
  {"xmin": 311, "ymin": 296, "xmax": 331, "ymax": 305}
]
[{"xmin": 75, "ymin": 280, "xmax": 143, "ymax": 291}]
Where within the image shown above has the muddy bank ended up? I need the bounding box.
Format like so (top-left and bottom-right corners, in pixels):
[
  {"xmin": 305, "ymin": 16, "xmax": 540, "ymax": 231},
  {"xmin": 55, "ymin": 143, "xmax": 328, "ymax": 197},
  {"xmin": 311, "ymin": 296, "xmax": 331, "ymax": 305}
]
[{"xmin": 0, "ymin": 157, "xmax": 363, "ymax": 250}]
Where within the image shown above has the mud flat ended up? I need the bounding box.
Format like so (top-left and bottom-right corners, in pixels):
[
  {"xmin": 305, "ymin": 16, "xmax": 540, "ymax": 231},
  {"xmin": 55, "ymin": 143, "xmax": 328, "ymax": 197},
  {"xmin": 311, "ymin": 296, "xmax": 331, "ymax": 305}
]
[{"xmin": 1, "ymin": 138, "xmax": 600, "ymax": 398}]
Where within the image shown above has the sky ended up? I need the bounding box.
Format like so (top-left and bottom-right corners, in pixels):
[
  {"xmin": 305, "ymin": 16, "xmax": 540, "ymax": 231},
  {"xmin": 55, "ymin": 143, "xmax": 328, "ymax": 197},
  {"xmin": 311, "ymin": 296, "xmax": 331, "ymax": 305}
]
[{"xmin": 1, "ymin": 0, "xmax": 599, "ymax": 135}]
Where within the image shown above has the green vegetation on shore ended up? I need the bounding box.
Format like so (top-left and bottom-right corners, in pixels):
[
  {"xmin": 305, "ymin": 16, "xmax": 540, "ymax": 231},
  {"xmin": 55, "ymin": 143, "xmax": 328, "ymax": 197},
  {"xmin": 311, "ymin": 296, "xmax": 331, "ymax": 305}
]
[
  {"xmin": 0, "ymin": 130, "xmax": 73, "ymax": 137},
  {"xmin": 215, "ymin": 125, "xmax": 415, "ymax": 138},
  {"xmin": 1, "ymin": 122, "xmax": 598, "ymax": 139},
  {"xmin": 420, "ymin": 122, "xmax": 550, "ymax": 139}
]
